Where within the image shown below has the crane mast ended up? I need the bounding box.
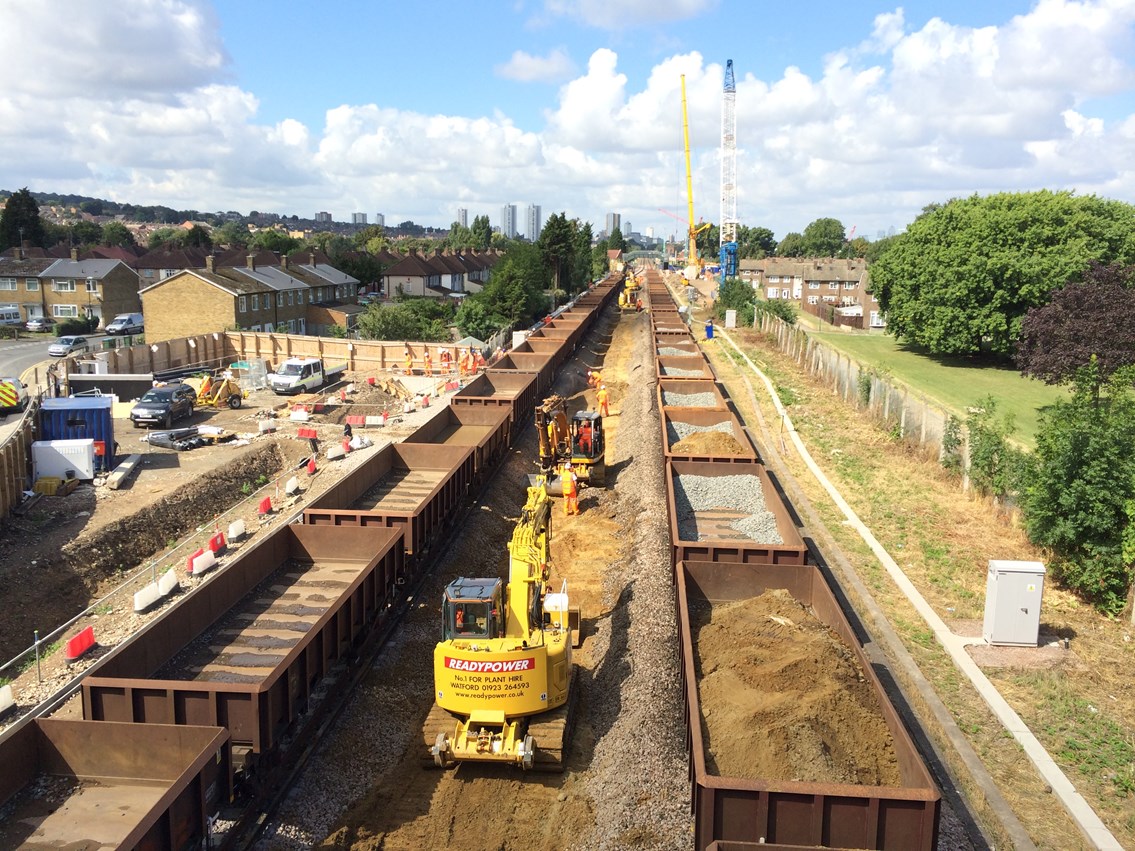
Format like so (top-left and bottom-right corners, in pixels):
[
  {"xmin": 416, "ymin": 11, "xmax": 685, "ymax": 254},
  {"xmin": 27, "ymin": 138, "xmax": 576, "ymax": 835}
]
[
  {"xmin": 680, "ymin": 74, "xmax": 697, "ymax": 271},
  {"xmin": 719, "ymin": 59, "xmax": 739, "ymax": 283}
]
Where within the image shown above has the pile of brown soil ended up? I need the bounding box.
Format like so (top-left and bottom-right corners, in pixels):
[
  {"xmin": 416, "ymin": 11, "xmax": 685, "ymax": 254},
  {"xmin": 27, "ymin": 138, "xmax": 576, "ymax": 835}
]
[
  {"xmin": 671, "ymin": 431, "xmax": 747, "ymax": 456},
  {"xmin": 693, "ymin": 590, "xmax": 901, "ymax": 785}
]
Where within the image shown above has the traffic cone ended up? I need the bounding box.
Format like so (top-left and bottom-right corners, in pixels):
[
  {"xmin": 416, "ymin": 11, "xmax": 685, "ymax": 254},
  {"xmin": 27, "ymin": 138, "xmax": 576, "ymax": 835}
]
[
  {"xmin": 339, "ymin": 388, "xmax": 347, "ymax": 402},
  {"xmin": 307, "ymin": 457, "xmax": 317, "ymax": 476}
]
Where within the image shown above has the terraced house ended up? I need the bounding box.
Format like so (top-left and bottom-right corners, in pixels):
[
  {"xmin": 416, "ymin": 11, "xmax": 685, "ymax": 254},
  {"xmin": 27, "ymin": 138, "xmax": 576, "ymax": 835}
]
[
  {"xmin": 140, "ymin": 253, "xmax": 360, "ymax": 342},
  {"xmin": 739, "ymin": 256, "xmax": 884, "ymax": 328},
  {"xmin": 0, "ymin": 248, "xmax": 141, "ymax": 327}
]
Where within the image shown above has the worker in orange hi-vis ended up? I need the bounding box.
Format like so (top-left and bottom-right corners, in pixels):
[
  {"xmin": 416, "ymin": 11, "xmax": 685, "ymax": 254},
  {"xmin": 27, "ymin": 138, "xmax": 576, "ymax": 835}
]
[
  {"xmin": 441, "ymin": 349, "xmax": 452, "ymax": 373},
  {"xmin": 473, "ymin": 349, "xmax": 486, "ymax": 370},
  {"xmin": 404, "ymin": 348, "xmax": 413, "ymax": 374},
  {"xmin": 596, "ymin": 384, "xmax": 610, "ymax": 418},
  {"xmin": 561, "ymin": 463, "xmax": 579, "ymax": 516},
  {"xmin": 423, "ymin": 349, "xmax": 433, "ymax": 376},
  {"xmin": 587, "ymin": 369, "xmax": 602, "ymax": 388},
  {"xmin": 458, "ymin": 349, "xmax": 468, "ymax": 377}
]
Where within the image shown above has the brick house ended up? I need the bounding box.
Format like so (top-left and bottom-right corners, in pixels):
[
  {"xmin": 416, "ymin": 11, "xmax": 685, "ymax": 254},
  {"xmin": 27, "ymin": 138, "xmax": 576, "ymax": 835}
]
[
  {"xmin": 381, "ymin": 251, "xmax": 447, "ymax": 298},
  {"xmin": 0, "ymin": 254, "xmax": 54, "ymax": 323},
  {"xmin": 739, "ymin": 256, "xmax": 884, "ymax": 329},
  {"xmin": 37, "ymin": 256, "xmax": 141, "ymax": 327}
]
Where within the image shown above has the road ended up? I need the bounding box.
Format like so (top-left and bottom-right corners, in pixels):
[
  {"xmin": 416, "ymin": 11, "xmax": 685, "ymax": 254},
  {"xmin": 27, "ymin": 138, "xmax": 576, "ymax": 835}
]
[{"xmin": 0, "ymin": 333, "xmax": 108, "ymax": 443}]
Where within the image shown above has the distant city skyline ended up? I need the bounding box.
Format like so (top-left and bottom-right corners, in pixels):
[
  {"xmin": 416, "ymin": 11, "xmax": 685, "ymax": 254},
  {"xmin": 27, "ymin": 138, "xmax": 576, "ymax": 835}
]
[{"xmin": 3, "ymin": 2, "xmax": 1134, "ymax": 242}]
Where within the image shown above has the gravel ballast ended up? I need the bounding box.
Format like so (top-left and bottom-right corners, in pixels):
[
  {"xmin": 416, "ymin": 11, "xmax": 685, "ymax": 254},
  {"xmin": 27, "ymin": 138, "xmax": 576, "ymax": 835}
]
[
  {"xmin": 661, "ymin": 390, "xmax": 716, "ymax": 407},
  {"xmin": 665, "ymin": 419, "xmax": 734, "ymax": 443},
  {"xmin": 660, "ymin": 366, "xmax": 706, "ymax": 377},
  {"xmin": 673, "ymin": 472, "xmax": 783, "ymax": 543}
]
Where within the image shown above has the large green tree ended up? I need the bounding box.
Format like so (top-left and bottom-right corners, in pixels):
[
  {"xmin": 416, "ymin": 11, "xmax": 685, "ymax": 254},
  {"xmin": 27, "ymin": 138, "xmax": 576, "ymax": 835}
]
[
  {"xmin": 736, "ymin": 225, "xmax": 776, "ymax": 259},
  {"xmin": 1023, "ymin": 363, "xmax": 1135, "ymax": 613},
  {"xmin": 800, "ymin": 217, "xmax": 846, "ymax": 256},
  {"xmin": 872, "ymin": 191, "xmax": 1135, "ymax": 358},
  {"xmin": 537, "ymin": 212, "xmax": 575, "ymax": 296},
  {"xmin": 71, "ymin": 221, "xmax": 103, "ymax": 245},
  {"xmin": 455, "ymin": 242, "xmax": 549, "ymax": 339},
  {"xmin": 776, "ymin": 232, "xmax": 805, "ymax": 257},
  {"xmin": 572, "ymin": 220, "xmax": 594, "ymax": 291},
  {"xmin": 471, "ymin": 214, "xmax": 492, "ymax": 250},
  {"xmin": 0, "ymin": 187, "xmax": 47, "ymax": 249},
  {"xmin": 607, "ymin": 225, "xmax": 626, "ymax": 253},
  {"xmin": 101, "ymin": 221, "xmax": 136, "ymax": 247}
]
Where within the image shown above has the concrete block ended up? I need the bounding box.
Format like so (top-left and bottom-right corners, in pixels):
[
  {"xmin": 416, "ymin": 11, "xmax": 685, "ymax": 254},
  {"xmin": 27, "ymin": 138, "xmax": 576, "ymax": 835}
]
[
  {"xmin": 326, "ymin": 444, "xmax": 346, "ymax": 461},
  {"xmin": 133, "ymin": 583, "xmax": 161, "ymax": 612},
  {"xmin": 190, "ymin": 549, "xmax": 216, "ymax": 576},
  {"xmin": 157, "ymin": 568, "xmax": 179, "ymax": 597},
  {"xmin": 228, "ymin": 519, "xmax": 246, "ymax": 541}
]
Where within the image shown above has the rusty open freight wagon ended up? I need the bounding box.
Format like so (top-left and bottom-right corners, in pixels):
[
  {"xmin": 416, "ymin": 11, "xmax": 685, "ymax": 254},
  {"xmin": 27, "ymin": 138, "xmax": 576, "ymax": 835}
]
[
  {"xmin": 0, "ymin": 719, "xmax": 229, "ymax": 851},
  {"xmin": 665, "ymin": 458, "xmax": 809, "ymax": 565},
  {"xmin": 658, "ymin": 354, "xmax": 717, "ymax": 381},
  {"xmin": 485, "ymin": 352, "xmax": 556, "ymax": 396},
  {"xmin": 303, "ymin": 442, "xmax": 475, "ymax": 560},
  {"xmin": 451, "ymin": 370, "xmax": 540, "ymax": 428},
  {"xmin": 82, "ymin": 523, "xmax": 403, "ymax": 778},
  {"xmin": 657, "ymin": 378, "xmax": 732, "ymax": 413},
  {"xmin": 676, "ymin": 560, "xmax": 940, "ymax": 850},
  {"xmin": 512, "ymin": 335, "xmax": 571, "ymax": 369},
  {"xmin": 662, "ymin": 407, "xmax": 760, "ymax": 464},
  {"xmin": 402, "ymin": 404, "xmax": 511, "ymax": 487},
  {"xmin": 656, "ymin": 337, "xmax": 700, "ymax": 357}
]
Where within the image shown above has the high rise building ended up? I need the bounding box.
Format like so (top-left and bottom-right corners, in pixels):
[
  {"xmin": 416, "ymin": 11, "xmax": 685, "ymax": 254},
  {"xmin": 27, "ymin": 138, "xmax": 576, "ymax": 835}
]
[
  {"xmin": 526, "ymin": 204, "xmax": 542, "ymax": 241},
  {"xmin": 375, "ymin": 213, "xmax": 385, "ymax": 227},
  {"xmin": 501, "ymin": 204, "xmax": 518, "ymax": 239},
  {"xmin": 605, "ymin": 212, "xmax": 621, "ymax": 236},
  {"xmin": 457, "ymin": 208, "xmax": 468, "ymax": 228},
  {"xmin": 624, "ymin": 221, "xmax": 632, "ymax": 237},
  {"xmin": 316, "ymin": 211, "xmax": 333, "ymax": 223},
  {"xmin": 352, "ymin": 212, "xmax": 368, "ymax": 225}
]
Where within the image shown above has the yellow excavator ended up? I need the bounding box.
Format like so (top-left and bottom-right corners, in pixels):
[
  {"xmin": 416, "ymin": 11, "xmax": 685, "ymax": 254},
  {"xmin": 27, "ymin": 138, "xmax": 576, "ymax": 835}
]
[
  {"xmin": 621, "ymin": 268, "xmax": 640, "ymax": 310},
  {"xmin": 532, "ymin": 394, "xmax": 605, "ymax": 495},
  {"xmin": 425, "ymin": 480, "xmax": 580, "ymax": 770},
  {"xmin": 184, "ymin": 372, "xmax": 248, "ymax": 409}
]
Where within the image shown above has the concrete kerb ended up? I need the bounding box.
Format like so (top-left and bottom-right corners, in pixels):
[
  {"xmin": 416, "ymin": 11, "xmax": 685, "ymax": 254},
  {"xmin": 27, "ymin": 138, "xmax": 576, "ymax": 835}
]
[{"xmin": 714, "ymin": 322, "xmax": 1122, "ymax": 851}]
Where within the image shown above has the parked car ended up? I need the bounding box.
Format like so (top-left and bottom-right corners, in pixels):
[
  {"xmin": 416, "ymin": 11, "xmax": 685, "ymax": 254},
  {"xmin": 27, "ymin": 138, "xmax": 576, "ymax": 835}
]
[
  {"xmin": 48, "ymin": 335, "xmax": 90, "ymax": 357},
  {"xmin": 130, "ymin": 383, "xmax": 197, "ymax": 429},
  {"xmin": 104, "ymin": 312, "xmax": 144, "ymax": 335},
  {"xmin": 0, "ymin": 376, "xmax": 29, "ymax": 418},
  {"xmin": 25, "ymin": 317, "xmax": 56, "ymax": 332}
]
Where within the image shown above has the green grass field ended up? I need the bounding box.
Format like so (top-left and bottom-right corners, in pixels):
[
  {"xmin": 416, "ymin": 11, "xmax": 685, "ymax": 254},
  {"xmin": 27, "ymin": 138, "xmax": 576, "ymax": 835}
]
[{"xmin": 809, "ymin": 329, "xmax": 1067, "ymax": 448}]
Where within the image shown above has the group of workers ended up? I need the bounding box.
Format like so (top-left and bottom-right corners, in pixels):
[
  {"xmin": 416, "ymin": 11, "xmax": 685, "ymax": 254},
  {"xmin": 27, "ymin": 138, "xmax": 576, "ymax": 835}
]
[
  {"xmin": 402, "ymin": 347, "xmax": 484, "ymax": 377},
  {"xmin": 586, "ymin": 370, "xmax": 611, "ymax": 418}
]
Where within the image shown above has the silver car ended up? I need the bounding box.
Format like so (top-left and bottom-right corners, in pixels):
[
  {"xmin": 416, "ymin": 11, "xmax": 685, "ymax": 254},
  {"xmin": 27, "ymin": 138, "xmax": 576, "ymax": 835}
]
[{"xmin": 48, "ymin": 335, "xmax": 90, "ymax": 357}]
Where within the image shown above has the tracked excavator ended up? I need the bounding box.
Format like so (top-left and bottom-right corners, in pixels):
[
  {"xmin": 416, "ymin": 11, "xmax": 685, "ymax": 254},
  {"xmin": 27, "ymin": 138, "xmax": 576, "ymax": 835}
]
[
  {"xmin": 424, "ymin": 480, "xmax": 581, "ymax": 770},
  {"xmin": 531, "ymin": 394, "xmax": 605, "ymax": 496}
]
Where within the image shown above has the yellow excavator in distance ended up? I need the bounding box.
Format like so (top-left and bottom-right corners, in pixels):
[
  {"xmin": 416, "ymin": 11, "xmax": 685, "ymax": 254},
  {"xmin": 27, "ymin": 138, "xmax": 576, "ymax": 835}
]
[
  {"xmin": 532, "ymin": 394, "xmax": 605, "ymax": 496},
  {"xmin": 425, "ymin": 480, "xmax": 580, "ymax": 770}
]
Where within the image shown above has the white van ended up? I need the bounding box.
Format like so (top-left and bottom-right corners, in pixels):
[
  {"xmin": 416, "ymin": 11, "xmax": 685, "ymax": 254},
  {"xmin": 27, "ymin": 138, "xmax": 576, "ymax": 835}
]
[{"xmin": 105, "ymin": 312, "xmax": 144, "ymax": 335}]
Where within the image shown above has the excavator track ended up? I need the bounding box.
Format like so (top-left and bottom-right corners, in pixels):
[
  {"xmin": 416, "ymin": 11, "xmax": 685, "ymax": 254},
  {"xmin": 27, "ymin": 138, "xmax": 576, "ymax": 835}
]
[
  {"xmin": 422, "ymin": 702, "xmax": 458, "ymax": 768},
  {"xmin": 527, "ymin": 666, "xmax": 579, "ymax": 772}
]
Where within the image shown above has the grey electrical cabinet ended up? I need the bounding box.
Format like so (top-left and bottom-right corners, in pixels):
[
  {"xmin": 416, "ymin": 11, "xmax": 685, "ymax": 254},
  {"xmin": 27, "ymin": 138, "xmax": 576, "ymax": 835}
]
[{"xmin": 983, "ymin": 560, "xmax": 1045, "ymax": 646}]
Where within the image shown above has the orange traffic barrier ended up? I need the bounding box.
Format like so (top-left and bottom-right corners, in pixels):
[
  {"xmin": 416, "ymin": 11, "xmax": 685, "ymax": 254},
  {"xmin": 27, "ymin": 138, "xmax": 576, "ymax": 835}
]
[
  {"xmin": 208, "ymin": 532, "xmax": 227, "ymax": 554},
  {"xmin": 185, "ymin": 547, "xmax": 205, "ymax": 572},
  {"xmin": 297, "ymin": 427, "xmax": 319, "ymax": 440},
  {"xmin": 258, "ymin": 496, "xmax": 273, "ymax": 516}
]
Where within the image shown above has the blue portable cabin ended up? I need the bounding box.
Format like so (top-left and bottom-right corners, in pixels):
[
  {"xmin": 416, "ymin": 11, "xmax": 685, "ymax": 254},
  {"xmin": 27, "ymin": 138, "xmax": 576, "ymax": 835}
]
[{"xmin": 39, "ymin": 397, "xmax": 116, "ymax": 470}]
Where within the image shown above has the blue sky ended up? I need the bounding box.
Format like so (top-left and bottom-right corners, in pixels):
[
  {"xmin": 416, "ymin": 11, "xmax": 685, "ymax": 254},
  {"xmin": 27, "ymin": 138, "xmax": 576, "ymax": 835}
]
[{"xmin": 3, "ymin": 0, "xmax": 1135, "ymax": 243}]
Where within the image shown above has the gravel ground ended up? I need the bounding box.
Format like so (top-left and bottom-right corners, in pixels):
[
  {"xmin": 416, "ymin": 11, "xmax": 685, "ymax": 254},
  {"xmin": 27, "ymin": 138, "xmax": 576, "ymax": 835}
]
[
  {"xmin": 665, "ymin": 419, "xmax": 734, "ymax": 443},
  {"xmin": 673, "ymin": 472, "xmax": 783, "ymax": 543},
  {"xmin": 657, "ymin": 346, "xmax": 693, "ymax": 357},
  {"xmin": 661, "ymin": 390, "xmax": 716, "ymax": 407},
  {"xmin": 660, "ymin": 367, "xmax": 706, "ymax": 377}
]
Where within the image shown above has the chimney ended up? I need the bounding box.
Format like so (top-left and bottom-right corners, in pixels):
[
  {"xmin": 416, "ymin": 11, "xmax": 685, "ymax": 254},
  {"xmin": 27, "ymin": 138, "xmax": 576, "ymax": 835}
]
[
  {"xmin": 205, "ymin": 255, "xmax": 215, "ymax": 273},
  {"xmin": 247, "ymin": 254, "xmax": 256, "ymax": 270},
  {"xmin": 309, "ymin": 252, "xmax": 317, "ymax": 267},
  {"xmin": 70, "ymin": 247, "xmax": 79, "ymax": 261},
  {"xmin": 281, "ymin": 255, "xmax": 288, "ymax": 270}
]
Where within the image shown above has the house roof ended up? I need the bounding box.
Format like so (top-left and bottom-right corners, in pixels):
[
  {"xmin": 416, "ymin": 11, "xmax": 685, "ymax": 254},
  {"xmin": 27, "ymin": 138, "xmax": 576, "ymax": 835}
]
[
  {"xmin": 134, "ymin": 246, "xmax": 210, "ymax": 270},
  {"xmin": 41, "ymin": 258, "xmax": 132, "ymax": 280},
  {"xmin": 383, "ymin": 253, "xmax": 441, "ymax": 277},
  {"xmin": 606, "ymin": 249, "xmax": 622, "ymax": 260},
  {"xmin": 0, "ymin": 256, "xmax": 55, "ymax": 276},
  {"xmin": 140, "ymin": 268, "xmax": 269, "ymax": 298}
]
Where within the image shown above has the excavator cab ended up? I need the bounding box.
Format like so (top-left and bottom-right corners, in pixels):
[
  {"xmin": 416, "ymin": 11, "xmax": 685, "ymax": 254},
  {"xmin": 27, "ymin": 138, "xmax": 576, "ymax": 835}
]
[
  {"xmin": 442, "ymin": 578, "xmax": 505, "ymax": 641},
  {"xmin": 533, "ymin": 395, "xmax": 606, "ymax": 492}
]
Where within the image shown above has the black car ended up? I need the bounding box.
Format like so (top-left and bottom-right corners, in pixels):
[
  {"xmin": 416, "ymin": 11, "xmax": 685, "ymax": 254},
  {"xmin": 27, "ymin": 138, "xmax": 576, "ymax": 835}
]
[{"xmin": 130, "ymin": 384, "xmax": 197, "ymax": 429}]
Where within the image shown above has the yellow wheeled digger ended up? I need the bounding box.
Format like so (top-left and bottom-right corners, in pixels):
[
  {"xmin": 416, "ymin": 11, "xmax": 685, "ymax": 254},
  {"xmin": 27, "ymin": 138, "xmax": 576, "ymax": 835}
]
[
  {"xmin": 425, "ymin": 480, "xmax": 581, "ymax": 770},
  {"xmin": 186, "ymin": 372, "xmax": 248, "ymax": 409},
  {"xmin": 531, "ymin": 394, "xmax": 605, "ymax": 496}
]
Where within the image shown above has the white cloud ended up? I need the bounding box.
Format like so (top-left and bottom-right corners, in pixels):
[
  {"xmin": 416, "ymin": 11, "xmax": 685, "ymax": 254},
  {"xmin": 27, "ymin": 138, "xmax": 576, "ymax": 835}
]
[
  {"xmin": 496, "ymin": 48, "xmax": 576, "ymax": 82},
  {"xmin": 4, "ymin": 0, "xmax": 1135, "ymax": 241}
]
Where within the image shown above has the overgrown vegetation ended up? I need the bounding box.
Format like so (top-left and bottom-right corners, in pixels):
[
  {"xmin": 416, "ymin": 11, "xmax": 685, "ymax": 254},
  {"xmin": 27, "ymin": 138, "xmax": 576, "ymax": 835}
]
[
  {"xmin": 357, "ymin": 297, "xmax": 455, "ymax": 343},
  {"xmin": 455, "ymin": 242, "xmax": 550, "ymax": 340},
  {"xmin": 964, "ymin": 397, "xmax": 1025, "ymax": 500}
]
